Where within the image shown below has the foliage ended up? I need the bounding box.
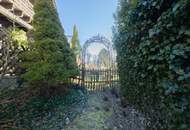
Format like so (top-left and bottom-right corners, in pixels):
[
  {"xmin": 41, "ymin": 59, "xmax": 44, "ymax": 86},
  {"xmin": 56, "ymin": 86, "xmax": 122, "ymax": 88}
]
[
  {"xmin": 20, "ymin": 0, "xmax": 78, "ymax": 85},
  {"xmin": 114, "ymin": 0, "xmax": 190, "ymax": 129},
  {"xmin": 98, "ymin": 48, "xmax": 110, "ymax": 67},
  {"xmin": 0, "ymin": 86, "xmax": 87, "ymax": 129},
  {"xmin": 71, "ymin": 25, "xmax": 82, "ymax": 66},
  {"xmin": 0, "ymin": 27, "xmax": 26, "ymax": 79},
  {"xmin": 71, "ymin": 25, "xmax": 81, "ymax": 53},
  {"xmin": 11, "ymin": 29, "xmax": 28, "ymax": 49}
]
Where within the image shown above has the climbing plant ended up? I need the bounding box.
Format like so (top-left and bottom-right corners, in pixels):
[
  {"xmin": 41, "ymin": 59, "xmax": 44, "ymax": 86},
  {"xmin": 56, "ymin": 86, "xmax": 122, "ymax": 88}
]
[
  {"xmin": 20, "ymin": 0, "xmax": 78, "ymax": 86},
  {"xmin": 114, "ymin": 0, "xmax": 190, "ymax": 129}
]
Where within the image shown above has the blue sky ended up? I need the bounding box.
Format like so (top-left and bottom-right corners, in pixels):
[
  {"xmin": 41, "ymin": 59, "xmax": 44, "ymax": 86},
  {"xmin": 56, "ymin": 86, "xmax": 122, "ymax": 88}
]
[{"xmin": 56, "ymin": 0, "xmax": 118, "ymax": 46}]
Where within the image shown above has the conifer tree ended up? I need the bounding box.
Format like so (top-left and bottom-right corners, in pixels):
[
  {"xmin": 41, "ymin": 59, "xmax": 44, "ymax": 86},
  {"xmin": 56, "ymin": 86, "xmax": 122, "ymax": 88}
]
[
  {"xmin": 70, "ymin": 25, "xmax": 81, "ymax": 65},
  {"xmin": 21, "ymin": 0, "xmax": 78, "ymax": 85},
  {"xmin": 71, "ymin": 25, "xmax": 81, "ymax": 54}
]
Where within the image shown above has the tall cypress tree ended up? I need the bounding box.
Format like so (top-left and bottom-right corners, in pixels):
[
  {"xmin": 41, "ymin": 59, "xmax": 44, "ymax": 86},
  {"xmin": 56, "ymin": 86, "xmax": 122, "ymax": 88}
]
[
  {"xmin": 71, "ymin": 25, "xmax": 81, "ymax": 65},
  {"xmin": 21, "ymin": 0, "xmax": 78, "ymax": 85},
  {"xmin": 71, "ymin": 25, "xmax": 81, "ymax": 53}
]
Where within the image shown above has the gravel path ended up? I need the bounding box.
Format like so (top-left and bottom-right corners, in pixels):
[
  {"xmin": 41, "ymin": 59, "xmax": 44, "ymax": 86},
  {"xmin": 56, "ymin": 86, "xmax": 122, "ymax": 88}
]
[{"xmin": 65, "ymin": 88, "xmax": 146, "ymax": 130}]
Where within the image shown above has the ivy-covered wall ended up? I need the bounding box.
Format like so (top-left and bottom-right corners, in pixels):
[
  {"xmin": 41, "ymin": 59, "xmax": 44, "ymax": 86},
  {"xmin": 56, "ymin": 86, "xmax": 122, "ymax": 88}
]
[{"xmin": 114, "ymin": 0, "xmax": 190, "ymax": 129}]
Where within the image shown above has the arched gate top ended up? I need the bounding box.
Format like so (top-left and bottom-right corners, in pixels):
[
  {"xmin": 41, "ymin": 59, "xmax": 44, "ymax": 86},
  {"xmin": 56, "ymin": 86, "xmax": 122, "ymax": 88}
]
[
  {"xmin": 81, "ymin": 34, "xmax": 114, "ymax": 69},
  {"xmin": 82, "ymin": 34, "xmax": 112, "ymax": 51}
]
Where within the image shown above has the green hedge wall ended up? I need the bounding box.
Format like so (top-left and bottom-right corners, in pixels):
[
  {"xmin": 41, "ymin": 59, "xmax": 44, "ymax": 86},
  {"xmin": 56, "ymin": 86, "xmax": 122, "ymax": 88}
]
[{"xmin": 114, "ymin": 0, "xmax": 190, "ymax": 129}]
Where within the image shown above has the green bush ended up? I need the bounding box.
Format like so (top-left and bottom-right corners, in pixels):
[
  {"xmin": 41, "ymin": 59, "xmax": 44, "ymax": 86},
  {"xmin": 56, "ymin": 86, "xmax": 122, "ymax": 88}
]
[
  {"xmin": 114, "ymin": 0, "xmax": 190, "ymax": 129},
  {"xmin": 21, "ymin": 0, "xmax": 78, "ymax": 85},
  {"xmin": 0, "ymin": 87, "xmax": 87, "ymax": 129}
]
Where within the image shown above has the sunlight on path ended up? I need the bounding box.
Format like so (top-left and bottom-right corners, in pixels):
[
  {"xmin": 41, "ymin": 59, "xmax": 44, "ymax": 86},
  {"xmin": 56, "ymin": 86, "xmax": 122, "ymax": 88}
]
[
  {"xmin": 65, "ymin": 92, "xmax": 111, "ymax": 130},
  {"xmin": 65, "ymin": 89, "xmax": 146, "ymax": 130}
]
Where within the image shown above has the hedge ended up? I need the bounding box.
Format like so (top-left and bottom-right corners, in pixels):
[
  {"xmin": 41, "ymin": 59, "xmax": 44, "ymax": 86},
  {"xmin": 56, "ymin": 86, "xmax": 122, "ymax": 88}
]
[{"xmin": 114, "ymin": 0, "xmax": 190, "ymax": 129}]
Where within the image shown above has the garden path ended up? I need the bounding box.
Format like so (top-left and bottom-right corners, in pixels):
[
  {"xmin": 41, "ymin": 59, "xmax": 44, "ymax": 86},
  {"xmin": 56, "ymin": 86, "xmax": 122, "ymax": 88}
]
[{"xmin": 65, "ymin": 88, "xmax": 146, "ymax": 130}]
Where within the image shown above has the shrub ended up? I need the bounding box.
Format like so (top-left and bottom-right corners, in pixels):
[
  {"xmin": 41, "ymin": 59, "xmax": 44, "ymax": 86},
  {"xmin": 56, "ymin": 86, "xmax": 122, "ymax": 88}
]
[
  {"xmin": 0, "ymin": 27, "xmax": 27, "ymax": 79},
  {"xmin": 114, "ymin": 0, "xmax": 190, "ymax": 129}
]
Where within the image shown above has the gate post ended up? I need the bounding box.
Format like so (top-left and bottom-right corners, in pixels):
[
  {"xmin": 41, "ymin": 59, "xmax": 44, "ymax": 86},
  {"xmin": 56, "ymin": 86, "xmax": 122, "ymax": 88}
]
[
  {"xmin": 81, "ymin": 61, "xmax": 85, "ymax": 86},
  {"xmin": 81, "ymin": 49, "xmax": 85, "ymax": 87}
]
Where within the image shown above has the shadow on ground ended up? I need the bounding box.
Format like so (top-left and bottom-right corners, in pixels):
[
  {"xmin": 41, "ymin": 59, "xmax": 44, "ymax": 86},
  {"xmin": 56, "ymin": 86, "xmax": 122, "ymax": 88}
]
[{"xmin": 65, "ymin": 88, "xmax": 146, "ymax": 130}]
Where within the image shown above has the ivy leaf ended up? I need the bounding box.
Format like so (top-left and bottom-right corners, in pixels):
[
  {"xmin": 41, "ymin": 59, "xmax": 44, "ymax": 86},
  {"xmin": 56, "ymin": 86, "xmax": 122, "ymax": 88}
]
[
  {"xmin": 149, "ymin": 29, "xmax": 160, "ymax": 38},
  {"xmin": 172, "ymin": 3, "xmax": 180, "ymax": 12},
  {"xmin": 178, "ymin": 76, "xmax": 185, "ymax": 81},
  {"xmin": 163, "ymin": 80, "xmax": 179, "ymax": 95},
  {"xmin": 152, "ymin": 2, "xmax": 157, "ymax": 7},
  {"xmin": 180, "ymin": 124, "xmax": 188, "ymax": 129},
  {"xmin": 141, "ymin": 74, "xmax": 146, "ymax": 78},
  {"xmin": 170, "ymin": 54, "xmax": 175, "ymax": 60},
  {"xmin": 172, "ymin": 49, "xmax": 185, "ymax": 56},
  {"xmin": 175, "ymin": 69, "xmax": 185, "ymax": 75},
  {"xmin": 178, "ymin": 72, "xmax": 190, "ymax": 81},
  {"xmin": 142, "ymin": 1, "xmax": 147, "ymax": 6},
  {"xmin": 184, "ymin": 30, "xmax": 190, "ymax": 36},
  {"xmin": 147, "ymin": 65, "xmax": 153, "ymax": 70}
]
